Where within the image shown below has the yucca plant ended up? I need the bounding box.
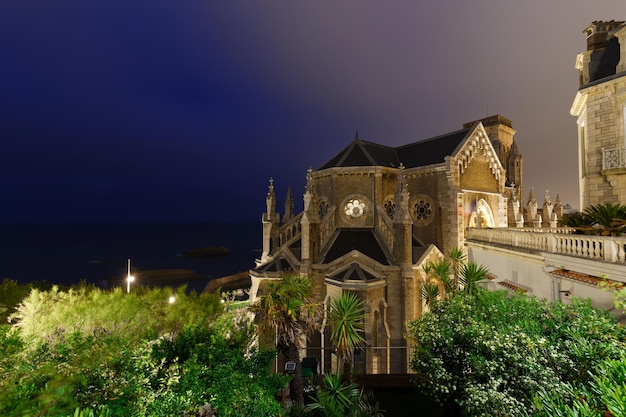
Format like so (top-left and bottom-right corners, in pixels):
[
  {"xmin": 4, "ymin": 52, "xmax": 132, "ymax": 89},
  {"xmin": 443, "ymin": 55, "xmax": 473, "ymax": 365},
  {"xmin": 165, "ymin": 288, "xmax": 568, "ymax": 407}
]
[
  {"xmin": 459, "ymin": 262, "xmax": 490, "ymax": 296},
  {"xmin": 327, "ymin": 292, "xmax": 365, "ymax": 374},
  {"xmin": 448, "ymin": 247, "xmax": 467, "ymax": 292},
  {"xmin": 421, "ymin": 281, "xmax": 440, "ymax": 309}
]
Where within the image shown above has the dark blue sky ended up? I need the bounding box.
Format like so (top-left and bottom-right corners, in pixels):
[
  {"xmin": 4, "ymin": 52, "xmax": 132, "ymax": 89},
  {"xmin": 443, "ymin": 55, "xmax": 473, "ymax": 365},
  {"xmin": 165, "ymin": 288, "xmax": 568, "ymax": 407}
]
[{"xmin": 0, "ymin": 1, "xmax": 623, "ymax": 223}]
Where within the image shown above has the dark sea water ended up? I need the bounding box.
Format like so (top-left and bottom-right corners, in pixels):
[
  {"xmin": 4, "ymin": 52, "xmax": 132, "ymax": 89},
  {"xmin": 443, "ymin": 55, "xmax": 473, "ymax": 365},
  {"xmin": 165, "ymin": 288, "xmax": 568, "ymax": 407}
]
[{"xmin": 0, "ymin": 223, "xmax": 260, "ymax": 293}]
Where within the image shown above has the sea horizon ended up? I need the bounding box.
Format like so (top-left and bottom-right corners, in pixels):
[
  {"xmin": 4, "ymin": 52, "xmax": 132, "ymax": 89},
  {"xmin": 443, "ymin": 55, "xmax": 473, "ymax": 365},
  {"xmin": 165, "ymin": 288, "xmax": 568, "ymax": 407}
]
[{"xmin": 0, "ymin": 222, "xmax": 261, "ymax": 293}]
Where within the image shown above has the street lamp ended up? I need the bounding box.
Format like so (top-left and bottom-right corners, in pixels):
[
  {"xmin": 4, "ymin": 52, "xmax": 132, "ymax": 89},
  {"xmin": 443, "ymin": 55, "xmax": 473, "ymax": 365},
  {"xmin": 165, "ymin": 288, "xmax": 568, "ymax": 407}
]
[{"xmin": 126, "ymin": 258, "xmax": 135, "ymax": 293}]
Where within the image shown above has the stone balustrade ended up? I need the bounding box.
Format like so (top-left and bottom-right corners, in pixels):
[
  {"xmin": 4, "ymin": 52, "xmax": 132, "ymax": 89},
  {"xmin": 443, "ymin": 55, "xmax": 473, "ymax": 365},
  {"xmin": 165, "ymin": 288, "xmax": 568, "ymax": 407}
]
[
  {"xmin": 319, "ymin": 207, "xmax": 336, "ymax": 250},
  {"xmin": 467, "ymin": 227, "xmax": 626, "ymax": 263},
  {"xmin": 376, "ymin": 205, "xmax": 394, "ymax": 250},
  {"xmin": 279, "ymin": 212, "xmax": 303, "ymax": 245}
]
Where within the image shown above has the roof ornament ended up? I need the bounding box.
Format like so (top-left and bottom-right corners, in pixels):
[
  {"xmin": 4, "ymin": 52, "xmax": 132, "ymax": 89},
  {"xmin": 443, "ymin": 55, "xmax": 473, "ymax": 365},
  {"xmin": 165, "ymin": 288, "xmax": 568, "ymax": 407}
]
[
  {"xmin": 305, "ymin": 166, "xmax": 315, "ymax": 195},
  {"xmin": 266, "ymin": 177, "xmax": 276, "ymax": 216},
  {"xmin": 355, "ymin": 130, "xmax": 359, "ymax": 140}
]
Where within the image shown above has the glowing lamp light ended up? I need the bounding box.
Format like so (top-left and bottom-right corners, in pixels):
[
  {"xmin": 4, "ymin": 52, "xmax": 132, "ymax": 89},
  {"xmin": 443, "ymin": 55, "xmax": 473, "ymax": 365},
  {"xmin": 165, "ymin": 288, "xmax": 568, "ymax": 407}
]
[
  {"xmin": 126, "ymin": 258, "xmax": 135, "ymax": 293},
  {"xmin": 126, "ymin": 275, "xmax": 135, "ymax": 293},
  {"xmin": 168, "ymin": 296, "xmax": 176, "ymax": 304}
]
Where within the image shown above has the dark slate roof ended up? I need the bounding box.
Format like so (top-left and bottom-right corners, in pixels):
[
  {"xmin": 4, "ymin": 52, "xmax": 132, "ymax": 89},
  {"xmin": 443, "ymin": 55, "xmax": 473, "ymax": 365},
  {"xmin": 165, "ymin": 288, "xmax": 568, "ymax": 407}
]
[
  {"xmin": 396, "ymin": 129, "xmax": 469, "ymax": 167},
  {"xmin": 321, "ymin": 228, "xmax": 392, "ymax": 265},
  {"xmin": 253, "ymin": 255, "xmax": 298, "ymax": 274},
  {"xmin": 318, "ymin": 129, "xmax": 470, "ymax": 170},
  {"xmin": 328, "ymin": 263, "xmax": 380, "ymax": 282}
]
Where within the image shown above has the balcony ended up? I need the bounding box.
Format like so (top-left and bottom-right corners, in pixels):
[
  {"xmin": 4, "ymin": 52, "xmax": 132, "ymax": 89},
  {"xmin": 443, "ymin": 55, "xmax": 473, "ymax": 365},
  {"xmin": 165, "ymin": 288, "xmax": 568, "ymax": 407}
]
[{"xmin": 602, "ymin": 147, "xmax": 626, "ymax": 171}]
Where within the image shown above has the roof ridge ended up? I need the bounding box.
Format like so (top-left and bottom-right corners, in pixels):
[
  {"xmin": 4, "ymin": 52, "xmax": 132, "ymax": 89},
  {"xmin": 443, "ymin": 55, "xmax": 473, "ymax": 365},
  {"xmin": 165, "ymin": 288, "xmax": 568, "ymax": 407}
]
[{"xmin": 395, "ymin": 127, "xmax": 470, "ymax": 150}]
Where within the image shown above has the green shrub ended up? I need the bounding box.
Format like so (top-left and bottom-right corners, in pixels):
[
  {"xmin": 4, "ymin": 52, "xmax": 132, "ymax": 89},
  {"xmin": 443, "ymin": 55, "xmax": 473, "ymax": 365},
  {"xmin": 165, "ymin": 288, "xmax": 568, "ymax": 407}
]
[{"xmin": 407, "ymin": 291, "xmax": 625, "ymax": 416}]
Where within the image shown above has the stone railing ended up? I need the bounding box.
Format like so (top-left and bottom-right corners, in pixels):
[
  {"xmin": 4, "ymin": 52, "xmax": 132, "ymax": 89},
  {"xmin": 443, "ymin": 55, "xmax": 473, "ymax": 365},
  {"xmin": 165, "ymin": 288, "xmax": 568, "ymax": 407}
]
[
  {"xmin": 602, "ymin": 147, "xmax": 626, "ymax": 171},
  {"xmin": 376, "ymin": 205, "xmax": 394, "ymax": 250},
  {"xmin": 467, "ymin": 227, "xmax": 626, "ymax": 263},
  {"xmin": 279, "ymin": 212, "xmax": 303, "ymax": 246},
  {"xmin": 319, "ymin": 206, "xmax": 336, "ymax": 250}
]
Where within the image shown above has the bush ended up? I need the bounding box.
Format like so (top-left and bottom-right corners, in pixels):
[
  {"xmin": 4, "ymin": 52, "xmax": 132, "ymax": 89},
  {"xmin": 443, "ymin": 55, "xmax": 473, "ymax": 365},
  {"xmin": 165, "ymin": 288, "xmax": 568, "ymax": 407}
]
[
  {"xmin": 0, "ymin": 285, "xmax": 287, "ymax": 416},
  {"xmin": 407, "ymin": 291, "xmax": 626, "ymax": 416}
]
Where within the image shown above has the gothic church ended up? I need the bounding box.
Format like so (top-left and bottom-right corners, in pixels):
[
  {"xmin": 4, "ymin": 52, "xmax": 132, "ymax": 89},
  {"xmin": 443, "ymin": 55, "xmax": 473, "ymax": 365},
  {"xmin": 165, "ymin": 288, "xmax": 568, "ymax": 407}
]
[{"xmin": 250, "ymin": 115, "xmax": 523, "ymax": 374}]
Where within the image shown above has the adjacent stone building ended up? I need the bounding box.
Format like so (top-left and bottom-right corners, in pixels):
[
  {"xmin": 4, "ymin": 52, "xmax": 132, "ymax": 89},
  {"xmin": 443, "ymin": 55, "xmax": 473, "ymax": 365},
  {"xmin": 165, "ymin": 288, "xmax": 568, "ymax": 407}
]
[
  {"xmin": 571, "ymin": 20, "xmax": 626, "ymax": 208},
  {"xmin": 467, "ymin": 20, "xmax": 626, "ymax": 324},
  {"xmin": 250, "ymin": 115, "xmax": 522, "ymax": 374}
]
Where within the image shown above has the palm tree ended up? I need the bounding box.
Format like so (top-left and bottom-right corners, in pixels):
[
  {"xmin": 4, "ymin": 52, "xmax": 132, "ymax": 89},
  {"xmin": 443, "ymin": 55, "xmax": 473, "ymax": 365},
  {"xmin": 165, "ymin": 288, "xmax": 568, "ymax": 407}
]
[
  {"xmin": 559, "ymin": 211, "xmax": 595, "ymax": 234},
  {"xmin": 448, "ymin": 247, "xmax": 466, "ymax": 293},
  {"xmin": 251, "ymin": 274, "xmax": 323, "ymax": 406},
  {"xmin": 459, "ymin": 262, "xmax": 490, "ymax": 296},
  {"xmin": 582, "ymin": 203, "xmax": 626, "ymax": 236},
  {"xmin": 327, "ymin": 292, "xmax": 365, "ymax": 375}
]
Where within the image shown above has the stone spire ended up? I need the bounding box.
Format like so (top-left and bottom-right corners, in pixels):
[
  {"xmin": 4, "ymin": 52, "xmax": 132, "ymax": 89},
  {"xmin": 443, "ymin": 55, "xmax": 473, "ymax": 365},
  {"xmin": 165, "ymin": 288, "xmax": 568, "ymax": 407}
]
[
  {"xmin": 393, "ymin": 163, "xmax": 413, "ymax": 266},
  {"xmin": 526, "ymin": 187, "xmax": 540, "ymax": 227},
  {"xmin": 301, "ymin": 167, "xmax": 320, "ymax": 273},
  {"xmin": 284, "ymin": 186, "xmax": 294, "ymax": 222},
  {"xmin": 266, "ymin": 177, "xmax": 276, "ymax": 217},
  {"xmin": 508, "ymin": 184, "xmax": 523, "ymax": 228},
  {"xmin": 542, "ymin": 190, "xmax": 553, "ymax": 228},
  {"xmin": 394, "ymin": 163, "xmax": 410, "ymax": 215},
  {"xmin": 554, "ymin": 194, "xmax": 564, "ymax": 219},
  {"xmin": 261, "ymin": 178, "xmax": 280, "ymax": 262}
]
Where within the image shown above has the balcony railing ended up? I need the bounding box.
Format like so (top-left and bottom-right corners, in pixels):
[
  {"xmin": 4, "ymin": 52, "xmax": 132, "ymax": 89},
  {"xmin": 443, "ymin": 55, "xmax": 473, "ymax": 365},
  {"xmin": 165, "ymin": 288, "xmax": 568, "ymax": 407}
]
[
  {"xmin": 602, "ymin": 147, "xmax": 626, "ymax": 171},
  {"xmin": 467, "ymin": 227, "xmax": 626, "ymax": 263}
]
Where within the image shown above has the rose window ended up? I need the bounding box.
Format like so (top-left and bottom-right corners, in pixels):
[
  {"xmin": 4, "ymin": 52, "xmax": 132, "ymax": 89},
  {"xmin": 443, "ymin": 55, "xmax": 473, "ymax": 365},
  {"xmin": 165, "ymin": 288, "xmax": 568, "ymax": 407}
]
[
  {"xmin": 345, "ymin": 198, "xmax": 366, "ymax": 219},
  {"xmin": 318, "ymin": 200, "xmax": 329, "ymax": 218},
  {"xmin": 412, "ymin": 198, "xmax": 433, "ymax": 223}
]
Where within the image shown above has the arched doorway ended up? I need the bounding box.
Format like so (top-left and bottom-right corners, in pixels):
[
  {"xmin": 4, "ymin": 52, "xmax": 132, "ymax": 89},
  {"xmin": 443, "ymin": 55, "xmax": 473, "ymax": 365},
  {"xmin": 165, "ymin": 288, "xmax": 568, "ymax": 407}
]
[{"xmin": 468, "ymin": 199, "xmax": 496, "ymax": 228}]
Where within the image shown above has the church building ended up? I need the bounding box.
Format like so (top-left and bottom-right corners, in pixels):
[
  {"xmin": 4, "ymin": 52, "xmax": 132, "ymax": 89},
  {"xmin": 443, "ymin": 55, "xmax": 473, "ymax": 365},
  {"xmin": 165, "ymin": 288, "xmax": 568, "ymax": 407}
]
[{"xmin": 250, "ymin": 115, "xmax": 523, "ymax": 374}]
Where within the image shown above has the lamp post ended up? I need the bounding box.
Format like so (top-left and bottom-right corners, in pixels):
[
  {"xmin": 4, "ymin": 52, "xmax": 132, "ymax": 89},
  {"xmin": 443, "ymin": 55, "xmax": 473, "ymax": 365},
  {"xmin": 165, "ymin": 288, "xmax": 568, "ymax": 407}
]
[{"xmin": 126, "ymin": 258, "xmax": 135, "ymax": 293}]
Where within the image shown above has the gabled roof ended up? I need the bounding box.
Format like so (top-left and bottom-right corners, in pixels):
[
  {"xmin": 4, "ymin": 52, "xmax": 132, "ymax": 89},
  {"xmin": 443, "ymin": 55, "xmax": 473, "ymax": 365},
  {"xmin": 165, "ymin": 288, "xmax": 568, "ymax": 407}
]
[
  {"xmin": 318, "ymin": 129, "xmax": 470, "ymax": 170},
  {"xmin": 396, "ymin": 129, "xmax": 469, "ymax": 167},
  {"xmin": 328, "ymin": 262, "xmax": 381, "ymax": 282},
  {"xmin": 252, "ymin": 254, "xmax": 298, "ymax": 274},
  {"xmin": 320, "ymin": 228, "xmax": 393, "ymax": 265},
  {"xmin": 319, "ymin": 139, "xmax": 399, "ymax": 169}
]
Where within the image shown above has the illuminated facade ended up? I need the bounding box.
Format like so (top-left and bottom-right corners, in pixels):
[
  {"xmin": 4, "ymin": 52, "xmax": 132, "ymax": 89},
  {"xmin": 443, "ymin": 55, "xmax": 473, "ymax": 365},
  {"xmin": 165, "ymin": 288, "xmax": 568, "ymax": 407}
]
[
  {"xmin": 250, "ymin": 115, "xmax": 522, "ymax": 374},
  {"xmin": 571, "ymin": 20, "xmax": 626, "ymax": 208}
]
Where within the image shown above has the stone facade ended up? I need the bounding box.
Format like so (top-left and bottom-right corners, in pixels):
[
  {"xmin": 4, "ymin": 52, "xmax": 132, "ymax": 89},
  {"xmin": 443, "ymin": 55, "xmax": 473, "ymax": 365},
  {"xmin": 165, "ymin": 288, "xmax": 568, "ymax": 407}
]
[
  {"xmin": 571, "ymin": 20, "xmax": 626, "ymax": 208},
  {"xmin": 251, "ymin": 116, "xmax": 520, "ymax": 374}
]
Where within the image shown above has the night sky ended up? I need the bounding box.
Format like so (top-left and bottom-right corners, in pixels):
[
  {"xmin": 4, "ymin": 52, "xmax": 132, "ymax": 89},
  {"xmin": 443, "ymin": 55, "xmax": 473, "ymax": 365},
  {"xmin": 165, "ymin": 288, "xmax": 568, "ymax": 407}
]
[{"xmin": 1, "ymin": 1, "xmax": 624, "ymax": 223}]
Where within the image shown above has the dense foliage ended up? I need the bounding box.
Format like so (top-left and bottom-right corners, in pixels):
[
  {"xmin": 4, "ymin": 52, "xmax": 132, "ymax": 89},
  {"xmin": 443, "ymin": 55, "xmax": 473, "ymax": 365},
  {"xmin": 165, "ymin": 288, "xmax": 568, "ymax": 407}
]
[
  {"xmin": 407, "ymin": 290, "xmax": 626, "ymax": 417},
  {"xmin": 0, "ymin": 284, "xmax": 288, "ymax": 416},
  {"xmin": 0, "ymin": 278, "xmax": 57, "ymax": 323}
]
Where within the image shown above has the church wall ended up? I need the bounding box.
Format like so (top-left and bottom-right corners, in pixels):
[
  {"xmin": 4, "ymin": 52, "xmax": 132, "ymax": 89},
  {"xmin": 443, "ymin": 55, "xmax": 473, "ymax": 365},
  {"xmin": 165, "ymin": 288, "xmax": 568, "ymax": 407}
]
[
  {"xmin": 404, "ymin": 170, "xmax": 444, "ymax": 250},
  {"xmin": 460, "ymin": 156, "xmax": 500, "ymax": 192}
]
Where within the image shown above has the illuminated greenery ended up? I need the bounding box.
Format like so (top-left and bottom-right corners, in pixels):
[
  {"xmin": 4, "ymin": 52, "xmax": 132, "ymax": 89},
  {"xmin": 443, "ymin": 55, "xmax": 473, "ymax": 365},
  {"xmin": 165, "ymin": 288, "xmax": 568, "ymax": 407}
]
[
  {"xmin": 327, "ymin": 292, "xmax": 365, "ymax": 372},
  {"xmin": 407, "ymin": 291, "xmax": 626, "ymax": 417},
  {"xmin": 251, "ymin": 275, "xmax": 324, "ymax": 407},
  {"xmin": 0, "ymin": 285, "xmax": 287, "ymax": 416}
]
